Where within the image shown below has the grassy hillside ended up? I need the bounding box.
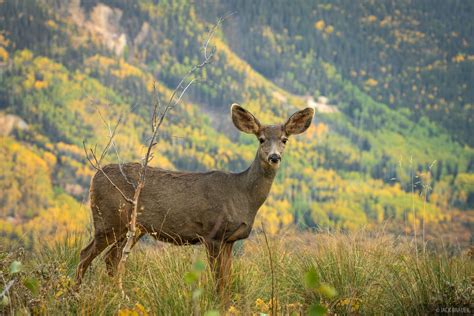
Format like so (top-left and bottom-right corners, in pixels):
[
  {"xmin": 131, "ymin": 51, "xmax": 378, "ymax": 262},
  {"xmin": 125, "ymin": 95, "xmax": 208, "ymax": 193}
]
[
  {"xmin": 1, "ymin": 232, "xmax": 472, "ymax": 314},
  {"xmin": 0, "ymin": 0, "xmax": 472, "ymax": 248}
]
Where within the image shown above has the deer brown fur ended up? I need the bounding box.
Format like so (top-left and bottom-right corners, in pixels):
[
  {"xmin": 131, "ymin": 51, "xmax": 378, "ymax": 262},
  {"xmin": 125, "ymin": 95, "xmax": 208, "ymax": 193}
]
[{"xmin": 76, "ymin": 104, "xmax": 314, "ymax": 294}]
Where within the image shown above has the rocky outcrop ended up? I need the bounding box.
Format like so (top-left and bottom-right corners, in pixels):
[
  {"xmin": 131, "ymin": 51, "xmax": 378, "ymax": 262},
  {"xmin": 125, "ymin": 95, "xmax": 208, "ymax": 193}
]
[
  {"xmin": 0, "ymin": 113, "xmax": 28, "ymax": 136},
  {"xmin": 69, "ymin": 1, "xmax": 127, "ymax": 56}
]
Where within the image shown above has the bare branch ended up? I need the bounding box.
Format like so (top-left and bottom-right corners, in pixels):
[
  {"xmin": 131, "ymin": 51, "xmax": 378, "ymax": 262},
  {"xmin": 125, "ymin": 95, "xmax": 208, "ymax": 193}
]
[
  {"xmin": 203, "ymin": 14, "xmax": 228, "ymax": 59},
  {"xmin": 83, "ymin": 140, "xmax": 135, "ymax": 205},
  {"xmin": 0, "ymin": 279, "xmax": 15, "ymax": 299},
  {"xmin": 114, "ymin": 16, "xmax": 229, "ymax": 293},
  {"xmin": 174, "ymin": 78, "xmax": 198, "ymax": 107},
  {"xmin": 151, "ymin": 82, "xmax": 163, "ymax": 132},
  {"xmin": 82, "ymin": 141, "xmax": 99, "ymax": 171},
  {"xmin": 164, "ymin": 14, "xmax": 233, "ymax": 112},
  {"xmin": 80, "ymin": 13, "xmax": 232, "ymax": 298},
  {"xmin": 93, "ymin": 105, "xmax": 137, "ymax": 189},
  {"xmin": 94, "ymin": 108, "xmax": 122, "ymax": 165},
  {"xmin": 139, "ymin": 15, "xmax": 225, "ymax": 177},
  {"xmin": 98, "ymin": 108, "xmax": 135, "ymax": 185}
]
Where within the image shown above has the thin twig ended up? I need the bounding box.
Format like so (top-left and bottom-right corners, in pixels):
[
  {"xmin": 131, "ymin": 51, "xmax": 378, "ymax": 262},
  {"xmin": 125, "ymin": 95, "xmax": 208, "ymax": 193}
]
[
  {"xmin": 151, "ymin": 82, "xmax": 163, "ymax": 132},
  {"xmin": 96, "ymin": 107, "xmax": 137, "ymax": 189},
  {"xmin": 203, "ymin": 13, "xmax": 234, "ymax": 59},
  {"xmin": 175, "ymin": 78, "xmax": 199, "ymax": 106},
  {"xmin": 82, "ymin": 141, "xmax": 134, "ymax": 205},
  {"xmin": 81, "ymin": 14, "xmax": 232, "ymax": 295},
  {"xmin": 116, "ymin": 15, "xmax": 228, "ymax": 294},
  {"xmin": 0, "ymin": 279, "xmax": 15, "ymax": 298}
]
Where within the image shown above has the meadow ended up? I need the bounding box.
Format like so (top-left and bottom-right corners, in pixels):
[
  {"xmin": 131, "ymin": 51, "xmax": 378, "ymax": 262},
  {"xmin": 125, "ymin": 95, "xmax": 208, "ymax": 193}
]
[{"xmin": 1, "ymin": 231, "xmax": 472, "ymax": 315}]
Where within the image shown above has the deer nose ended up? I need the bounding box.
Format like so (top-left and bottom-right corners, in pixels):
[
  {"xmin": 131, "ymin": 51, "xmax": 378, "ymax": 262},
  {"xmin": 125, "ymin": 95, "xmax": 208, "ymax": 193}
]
[{"xmin": 268, "ymin": 154, "xmax": 281, "ymax": 164}]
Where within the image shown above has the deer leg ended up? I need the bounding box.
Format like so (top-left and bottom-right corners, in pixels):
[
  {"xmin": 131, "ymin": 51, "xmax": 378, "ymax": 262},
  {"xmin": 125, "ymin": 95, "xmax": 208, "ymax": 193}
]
[
  {"xmin": 104, "ymin": 235, "xmax": 126, "ymax": 276},
  {"xmin": 206, "ymin": 240, "xmax": 234, "ymax": 299},
  {"xmin": 75, "ymin": 238, "xmax": 95, "ymax": 284},
  {"xmin": 104, "ymin": 232, "xmax": 144, "ymax": 276},
  {"xmin": 75, "ymin": 231, "xmax": 115, "ymax": 285},
  {"xmin": 218, "ymin": 242, "xmax": 234, "ymax": 296}
]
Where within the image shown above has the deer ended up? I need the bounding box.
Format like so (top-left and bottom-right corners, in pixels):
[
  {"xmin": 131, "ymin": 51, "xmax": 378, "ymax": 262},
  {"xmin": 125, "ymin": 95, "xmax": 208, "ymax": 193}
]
[{"xmin": 76, "ymin": 104, "xmax": 314, "ymax": 294}]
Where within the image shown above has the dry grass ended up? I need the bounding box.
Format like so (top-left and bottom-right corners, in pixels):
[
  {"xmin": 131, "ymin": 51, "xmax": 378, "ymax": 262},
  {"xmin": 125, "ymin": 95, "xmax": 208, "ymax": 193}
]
[{"xmin": 0, "ymin": 231, "xmax": 472, "ymax": 315}]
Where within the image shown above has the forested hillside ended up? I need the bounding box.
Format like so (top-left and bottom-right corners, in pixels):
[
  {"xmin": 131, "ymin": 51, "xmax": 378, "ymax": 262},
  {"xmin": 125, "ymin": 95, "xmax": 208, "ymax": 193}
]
[{"xmin": 0, "ymin": 0, "xmax": 473, "ymax": 249}]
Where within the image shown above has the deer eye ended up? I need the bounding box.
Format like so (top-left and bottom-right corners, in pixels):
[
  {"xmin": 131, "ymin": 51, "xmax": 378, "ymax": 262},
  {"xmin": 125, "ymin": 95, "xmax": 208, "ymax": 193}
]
[
  {"xmin": 258, "ymin": 137, "xmax": 265, "ymax": 144},
  {"xmin": 282, "ymin": 138, "xmax": 288, "ymax": 144}
]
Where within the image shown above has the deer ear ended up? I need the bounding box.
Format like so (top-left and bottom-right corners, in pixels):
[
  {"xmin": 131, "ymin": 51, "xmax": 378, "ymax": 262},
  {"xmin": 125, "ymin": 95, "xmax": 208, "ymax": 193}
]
[
  {"xmin": 284, "ymin": 107, "xmax": 315, "ymax": 135},
  {"xmin": 231, "ymin": 104, "xmax": 261, "ymax": 134}
]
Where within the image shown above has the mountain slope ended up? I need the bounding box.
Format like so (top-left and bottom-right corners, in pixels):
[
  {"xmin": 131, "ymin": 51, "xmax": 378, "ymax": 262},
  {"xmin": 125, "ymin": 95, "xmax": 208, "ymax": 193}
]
[
  {"xmin": 0, "ymin": 0, "xmax": 472, "ymax": 248},
  {"xmin": 198, "ymin": 0, "xmax": 474, "ymax": 145}
]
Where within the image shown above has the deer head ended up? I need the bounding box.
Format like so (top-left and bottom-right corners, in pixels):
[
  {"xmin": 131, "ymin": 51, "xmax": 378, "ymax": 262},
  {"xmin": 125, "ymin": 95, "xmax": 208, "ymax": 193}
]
[{"xmin": 231, "ymin": 104, "xmax": 315, "ymax": 170}]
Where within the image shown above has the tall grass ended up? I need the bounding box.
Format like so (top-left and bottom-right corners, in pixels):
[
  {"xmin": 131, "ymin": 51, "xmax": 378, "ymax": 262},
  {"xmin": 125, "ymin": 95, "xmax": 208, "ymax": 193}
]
[{"xmin": 1, "ymin": 231, "xmax": 472, "ymax": 315}]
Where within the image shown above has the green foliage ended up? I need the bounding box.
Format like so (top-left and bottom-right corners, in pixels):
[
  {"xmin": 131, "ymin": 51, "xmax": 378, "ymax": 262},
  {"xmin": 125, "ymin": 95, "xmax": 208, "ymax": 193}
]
[
  {"xmin": 304, "ymin": 266, "xmax": 337, "ymax": 315},
  {"xmin": 304, "ymin": 267, "xmax": 320, "ymax": 289},
  {"xmin": 9, "ymin": 260, "xmax": 22, "ymax": 274},
  {"xmin": 309, "ymin": 304, "xmax": 327, "ymax": 316},
  {"xmin": 23, "ymin": 277, "xmax": 39, "ymax": 296}
]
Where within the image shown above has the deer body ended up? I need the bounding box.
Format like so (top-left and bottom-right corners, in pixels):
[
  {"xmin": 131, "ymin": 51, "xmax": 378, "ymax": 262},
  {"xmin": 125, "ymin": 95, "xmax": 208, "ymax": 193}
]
[
  {"xmin": 76, "ymin": 104, "xmax": 314, "ymax": 294},
  {"xmin": 91, "ymin": 152, "xmax": 275, "ymax": 245}
]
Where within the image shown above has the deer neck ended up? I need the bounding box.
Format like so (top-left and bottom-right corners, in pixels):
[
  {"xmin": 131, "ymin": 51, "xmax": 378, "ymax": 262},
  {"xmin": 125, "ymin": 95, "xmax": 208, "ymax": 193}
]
[{"xmin": 239, "ymin": 151, "xmax": 277, "ymax": 211}]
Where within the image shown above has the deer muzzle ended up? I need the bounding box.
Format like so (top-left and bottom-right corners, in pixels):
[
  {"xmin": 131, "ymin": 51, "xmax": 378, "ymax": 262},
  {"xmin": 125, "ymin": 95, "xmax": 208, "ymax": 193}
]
[{"xmin": 268, "ymin": 153, "xmax": 281, "ymax": 164}]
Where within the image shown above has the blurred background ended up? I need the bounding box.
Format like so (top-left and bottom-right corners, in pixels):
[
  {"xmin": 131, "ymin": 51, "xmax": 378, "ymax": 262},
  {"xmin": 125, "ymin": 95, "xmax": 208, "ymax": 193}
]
[{"xmin": 0, "ymin": 0, "xmax": 473, "ymax": 250}]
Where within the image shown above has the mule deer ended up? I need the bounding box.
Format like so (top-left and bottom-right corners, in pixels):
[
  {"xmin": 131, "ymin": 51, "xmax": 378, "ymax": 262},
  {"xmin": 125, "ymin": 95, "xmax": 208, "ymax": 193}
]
[{"xmin": 76, "ymin": 104, "xmax": 314, "ymax": 293}]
